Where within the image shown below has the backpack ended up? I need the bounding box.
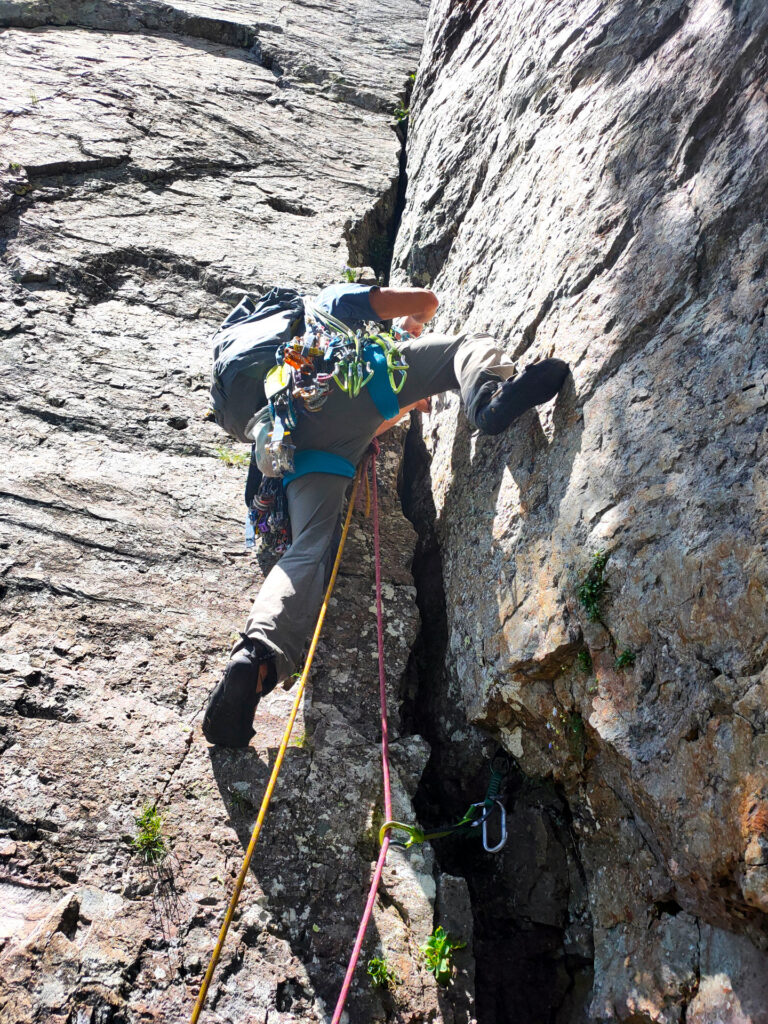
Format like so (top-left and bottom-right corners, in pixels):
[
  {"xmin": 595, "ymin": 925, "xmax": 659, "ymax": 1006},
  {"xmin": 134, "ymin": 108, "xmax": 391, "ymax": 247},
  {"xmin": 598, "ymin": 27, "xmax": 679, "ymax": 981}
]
[{"xmin": 209, "ymin": 287, "xmax": 305, "ymax": 442}]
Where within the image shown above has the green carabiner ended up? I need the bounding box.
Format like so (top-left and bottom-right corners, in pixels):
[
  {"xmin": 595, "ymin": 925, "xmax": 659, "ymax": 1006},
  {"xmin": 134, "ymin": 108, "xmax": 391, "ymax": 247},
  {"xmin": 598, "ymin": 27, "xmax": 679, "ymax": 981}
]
[
  {"xmin": 333, "ymin": 358, "xmax": 351, "ymax": 393},
  {"xmin": 379, "ymin": 820, "xmax": 426, "ymax": 848},
  {"xmin": 371, "ymin": 335, "xmax": 408, "ymax": 394},
  {"xmin": 387, "ymin": 353, "xmax": 408, "ymax": 394},
  {"xmin": 349, "ymin": 361, "xmax": 362, "ymax": 398}
]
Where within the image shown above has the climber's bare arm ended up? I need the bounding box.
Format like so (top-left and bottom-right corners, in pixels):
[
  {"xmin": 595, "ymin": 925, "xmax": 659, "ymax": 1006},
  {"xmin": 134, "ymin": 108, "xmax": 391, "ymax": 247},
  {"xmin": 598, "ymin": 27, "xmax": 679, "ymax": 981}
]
[
  {"xmin": 369, "ymin": 287, "xmax": 439, "ymax": 337},
  {"xmin": 374, "ymin": 398, "xmax": 431, "ymax": 437}
]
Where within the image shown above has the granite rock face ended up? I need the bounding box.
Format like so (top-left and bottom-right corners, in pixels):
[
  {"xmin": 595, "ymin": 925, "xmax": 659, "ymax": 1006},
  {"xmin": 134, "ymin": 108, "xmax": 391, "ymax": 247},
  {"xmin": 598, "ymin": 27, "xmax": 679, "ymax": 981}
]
[
  {"xmin": 0, "ymin": 2, "xmax": 479, "ymax": 1022},
  {"xmin": 4, "ymin": 0, "xmax": 768, "ymax": 1020},
  {"xmin": 395, "ymin": 0, "xmax": 768, "ymax": 1021}
]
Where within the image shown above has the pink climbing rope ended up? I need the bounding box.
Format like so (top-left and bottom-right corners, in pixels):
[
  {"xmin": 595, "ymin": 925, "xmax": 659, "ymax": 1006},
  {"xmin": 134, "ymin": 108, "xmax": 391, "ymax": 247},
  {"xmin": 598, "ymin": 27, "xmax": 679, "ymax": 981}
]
[{"xmin": 330, "ymin": 442, "xmax": 392, "ymax": 1024}]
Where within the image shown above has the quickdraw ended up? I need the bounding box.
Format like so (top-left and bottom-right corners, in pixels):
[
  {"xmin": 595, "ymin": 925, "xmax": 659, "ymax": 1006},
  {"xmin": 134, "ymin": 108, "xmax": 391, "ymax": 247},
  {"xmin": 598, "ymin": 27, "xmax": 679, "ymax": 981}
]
[{"xmin": 379, "ymin": 751, "xmax": 510, "ymax": 854}]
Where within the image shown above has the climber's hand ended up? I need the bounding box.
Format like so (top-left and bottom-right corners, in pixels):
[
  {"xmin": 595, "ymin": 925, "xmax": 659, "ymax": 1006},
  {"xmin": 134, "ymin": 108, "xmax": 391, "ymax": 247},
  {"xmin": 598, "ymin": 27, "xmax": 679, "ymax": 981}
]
[
  {"xmin": 396, "ymin": 315, "xmax": 424, "ymax": 337},
  {"xmin": 374, "ymin": 397, "xmax": 431, "ymax": 437}
]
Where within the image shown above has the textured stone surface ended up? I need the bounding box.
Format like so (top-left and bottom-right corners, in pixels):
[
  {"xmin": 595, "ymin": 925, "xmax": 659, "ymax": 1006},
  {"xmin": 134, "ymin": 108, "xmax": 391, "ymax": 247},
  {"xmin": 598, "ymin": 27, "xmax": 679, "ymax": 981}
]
[
  {"xmin": 0, "ymin": 1, "xmax": 480, "ymax": 1022},
  {"xmin": 395, "ymin": 0, "xmax": 768, "ymax": 1021},
  {"xmin": 5, "ymin": 0, "xmax": 768, "ymax": 1019}
]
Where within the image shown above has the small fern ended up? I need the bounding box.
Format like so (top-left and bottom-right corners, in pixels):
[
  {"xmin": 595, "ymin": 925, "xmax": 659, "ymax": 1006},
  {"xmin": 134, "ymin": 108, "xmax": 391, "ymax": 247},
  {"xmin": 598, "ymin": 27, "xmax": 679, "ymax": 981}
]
[{"xmin": 615, "ymin": 648, "xmax": 636, "ymax": 669}]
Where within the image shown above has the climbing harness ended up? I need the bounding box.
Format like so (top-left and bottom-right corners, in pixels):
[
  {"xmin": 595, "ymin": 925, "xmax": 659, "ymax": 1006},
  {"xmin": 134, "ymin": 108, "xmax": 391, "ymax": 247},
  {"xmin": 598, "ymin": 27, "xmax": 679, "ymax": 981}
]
[
  {"xmin": 193, "ymin": 448, "xmax": 510, "ymax": 1023},
  {"xmin": 379, "ymin": 752, "xmax": 510, "ymax": 854},
  {"xmin": 190, "ymin": 462, "xmax": 366, "ymax": 1024}
]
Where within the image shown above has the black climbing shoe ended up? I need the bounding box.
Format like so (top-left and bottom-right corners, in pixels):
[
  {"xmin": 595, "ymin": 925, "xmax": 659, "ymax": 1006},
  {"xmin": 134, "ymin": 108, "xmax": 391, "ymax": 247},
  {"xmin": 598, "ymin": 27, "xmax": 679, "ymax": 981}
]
[
  {"xmin": 202, "ymin": 637, "xmax": 277, "ymax": 748},
  {"xmin": 473, "ymin": 358, "xmax": 569, "ymax": 436}
]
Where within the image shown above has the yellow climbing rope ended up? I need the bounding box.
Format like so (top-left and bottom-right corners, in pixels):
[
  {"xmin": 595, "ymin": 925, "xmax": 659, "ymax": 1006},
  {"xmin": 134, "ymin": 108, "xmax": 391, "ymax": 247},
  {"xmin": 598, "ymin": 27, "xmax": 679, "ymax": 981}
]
[{"xmin": 189, "ymin": 464, "xmax": 365, "ymax": 1024}]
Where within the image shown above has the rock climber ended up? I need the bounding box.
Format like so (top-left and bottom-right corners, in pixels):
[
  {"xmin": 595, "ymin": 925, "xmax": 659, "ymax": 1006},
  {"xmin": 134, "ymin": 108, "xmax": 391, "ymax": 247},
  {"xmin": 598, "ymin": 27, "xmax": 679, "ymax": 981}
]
[{"xmin": 202, "ymin": 282, "xmax": 569, "ymax": 747}]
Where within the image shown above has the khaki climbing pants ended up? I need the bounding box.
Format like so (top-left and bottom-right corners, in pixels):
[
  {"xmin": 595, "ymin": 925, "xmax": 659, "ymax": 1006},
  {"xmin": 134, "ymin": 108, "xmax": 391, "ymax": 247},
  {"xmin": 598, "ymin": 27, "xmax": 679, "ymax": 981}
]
[{"xmin": 237, "ymin": 331, "xmax": 516, "ymax": 682}]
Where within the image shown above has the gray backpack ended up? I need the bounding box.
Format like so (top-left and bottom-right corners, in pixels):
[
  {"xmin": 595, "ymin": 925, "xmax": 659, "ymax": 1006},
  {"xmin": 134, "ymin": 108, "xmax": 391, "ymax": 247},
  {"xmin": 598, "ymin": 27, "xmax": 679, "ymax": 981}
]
[{"xmin": 209, "ymin": 287, "xmax": 305, "ymax": 442}]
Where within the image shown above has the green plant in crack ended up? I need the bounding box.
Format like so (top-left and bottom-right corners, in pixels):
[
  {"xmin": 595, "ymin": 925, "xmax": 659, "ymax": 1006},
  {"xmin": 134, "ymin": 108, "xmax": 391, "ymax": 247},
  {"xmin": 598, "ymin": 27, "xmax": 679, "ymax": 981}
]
[
  {"xmin": 367, "ymin": 955, "xmax": 399, "ymax": 990},
  {"xmin": 577, "ymin": 550, "xmax": 609, "ymax": 622},
  {"xmin": 214, "ymin": 444, "xmax": 249, "ymax": 468},
  {"xmin": 341, "ymin": 265, "xmax": 356, "ymax": 283},
  {"xmin": 132, "ymin": 804, "xmax": 168, "ymax": 864},
  {"xmin": 577, "ymin": 648, "xmax": 593, "ymax": 674},
  {"xmin": 394, "ymin": 100, "xmax": 409, "ymax": 123},
  {"xmin": 615, "ymin": 648, "xmax": 636, "ymax": 669},
  {"xmin": 420, "ymin": 926, "xmax": 465, "ymax": 985}
]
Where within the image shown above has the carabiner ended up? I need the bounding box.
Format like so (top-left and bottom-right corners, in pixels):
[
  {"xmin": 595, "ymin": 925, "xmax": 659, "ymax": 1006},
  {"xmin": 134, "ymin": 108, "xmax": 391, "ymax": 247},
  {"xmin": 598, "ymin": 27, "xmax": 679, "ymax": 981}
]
[
  {"xmin": 481, "ymin": 799, "xmax": 507, "ymax": 853},
  {"xmin": 385, "ymin": 345, "xmax": 408, "ymax": 395},
  {"xmin": 378, "ymin": 820, "xmax": 426, "ymax": 849},
  {"xmin": 368, "ymin": 335, "xmax": 408, "ymax": 395}
]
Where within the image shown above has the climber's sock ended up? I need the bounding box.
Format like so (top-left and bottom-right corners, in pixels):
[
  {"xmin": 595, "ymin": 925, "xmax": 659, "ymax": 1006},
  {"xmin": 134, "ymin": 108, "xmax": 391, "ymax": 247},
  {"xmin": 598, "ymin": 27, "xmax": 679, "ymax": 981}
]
[
  {"xmin": 473, "ymin": 358, "xmax": 569, "ymax": 436},
  {"xmin": 202, "ymin": 637, "xmax": 277, "ymax": 748}
]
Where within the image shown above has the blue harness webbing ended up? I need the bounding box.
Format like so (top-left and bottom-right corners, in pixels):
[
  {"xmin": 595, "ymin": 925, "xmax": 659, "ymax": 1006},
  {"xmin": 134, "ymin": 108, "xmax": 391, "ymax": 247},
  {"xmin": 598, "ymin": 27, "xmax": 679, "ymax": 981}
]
[{"xmin": 283, "ymin": 449, "xmax": 356, "ymax": 486}]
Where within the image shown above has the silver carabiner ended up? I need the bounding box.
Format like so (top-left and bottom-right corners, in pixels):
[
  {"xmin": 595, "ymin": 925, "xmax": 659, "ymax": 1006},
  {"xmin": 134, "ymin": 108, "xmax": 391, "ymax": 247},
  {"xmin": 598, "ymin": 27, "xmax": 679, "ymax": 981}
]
[{"xmin": 482, "ymin": 799, "xmax": 507, "ymax": 853}]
